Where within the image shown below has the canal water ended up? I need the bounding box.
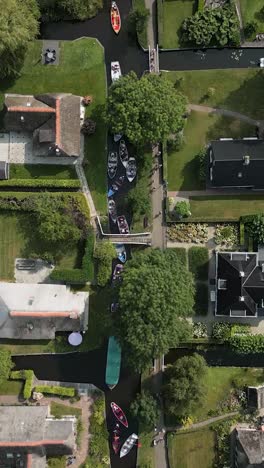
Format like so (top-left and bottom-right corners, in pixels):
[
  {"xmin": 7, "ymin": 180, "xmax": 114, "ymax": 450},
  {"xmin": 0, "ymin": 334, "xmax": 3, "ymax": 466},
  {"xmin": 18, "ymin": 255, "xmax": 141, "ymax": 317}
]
[{"xmin": 13, "ymin": 347, "xmax": 140, "ymax": 468}]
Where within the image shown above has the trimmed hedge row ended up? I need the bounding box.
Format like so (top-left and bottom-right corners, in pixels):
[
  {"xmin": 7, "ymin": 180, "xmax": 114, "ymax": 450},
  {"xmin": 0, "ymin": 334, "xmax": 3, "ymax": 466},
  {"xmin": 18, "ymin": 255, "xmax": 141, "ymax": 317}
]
[
  {"xmin": 10, "ymin": 370, "xmax": 35, "ymax": 399},
  {"xmin": 50, "ymin": 230, "xmax": 95, "ymax": 284},
  {"xmin": 239, "ymin": 222, "xmax": 245, "ymax": 246},
  {"xmin": 0, "ymin": 179, "xmax": 80, "ymax": 189},
  {"xmin": 157, "ymin": 0, "xmax": 164, "ymax": 48},
  {"xmin": 34, "ymin": 385, "xmax": 75, "ymax": 397},
  {"xmin": 229, "ymin": 335, "xmax": 264, "ymax": 354}
]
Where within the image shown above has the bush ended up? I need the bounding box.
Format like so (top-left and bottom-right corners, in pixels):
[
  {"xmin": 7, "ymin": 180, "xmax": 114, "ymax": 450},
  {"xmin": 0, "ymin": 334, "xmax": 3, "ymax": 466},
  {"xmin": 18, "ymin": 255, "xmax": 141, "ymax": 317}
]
[
  {"xmin": 197, "ymin": 148, "xmax": 206, "ymax": 184},
  {"xmin": 215, "ymin": 224, "xmax": 238, "ymax": 249},
  {"xmin": 129, "ymin": 0, "xmax": 149, "ymax": 48},
  {"xmin": 211, "ymin": 323, "xmax": 231, "ymax": 341},
  {"xmin": 0, "ymin": 349, "xmax": 13, "ymax": 382},
  {"xmin": 10, "ymin": 369, "xmax": 35, "ymax": 399},
  {"xmin": 174, "ymin": 201, "xmax": 191, "ymax": 219},
  {"xmin": 192, "ymin": 322, "xmax": 207, "ymax": 338},
  {"xmin": 94, "ymin": 241, "xmax": 116, "ymax": 287},
  {"xmin": 245, "ymin": 214, "xmax": 264, "ymax": 245},
  {"xmin": 244, "ymin": 21, "xmax": 257, "ymax": 40},
  {"xmin": 240, "ymin": 222, "xmax": 245, "ymax": 246},
  {"xmin": 230, "ymin": 324, "xmax": 251, "ymax": 337},
  {"xmin": 229, "ymin": 335, "xmax": 264, "ymax": 354},
  {"xmin": 0, "ymin": 179, "xmax": 80, "ymax": 189},
  {"xmin": 89, "ymin": 396, "xmax": 109, "ymax": 465},
  {"xmin": 188, "ymin": 247, "xmax": 209, "ymax": 280},
  {"xmin": 34, "ymin": 385, "xmax": 75, "ymax": 397}
]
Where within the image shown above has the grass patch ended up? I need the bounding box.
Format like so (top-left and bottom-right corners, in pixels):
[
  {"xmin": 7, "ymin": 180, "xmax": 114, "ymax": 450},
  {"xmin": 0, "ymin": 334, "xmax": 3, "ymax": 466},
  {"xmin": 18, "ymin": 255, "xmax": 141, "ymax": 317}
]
[
  {"xmin": 0, "ymin": 39, "xmax": 107, "ymax": 214},
  {"xmin": 10, "ymin": 165, "xmax": 78, "ymax": 180},
  {"xmin": 0, "ymin": 379, "xmax": 23, "ymax": 395},
  {"xmin": 167, "ymin": 112, "xmax": 255, "ymax": 191},
  {"xmin": 0, "ymin": 212, "xmax": 27, "ymax": 280},
  {"xmin": 240, "ymin": 0, "xmax": 264, "ymax": 40},
  {"xmin": 194, "ymin": 282, "xmax": 208, "ymax": 316},
  {"xmin": 189, "ymin": 195, "xmax": 264, "ymax": 221},
  {"xmin": 167, "ymin": 428, "xmax": 216, "ymax": 468},
  {"xmin": 137, "ymin": 431, "xmax": 154, "ymax": 467},
  {"xmin": 188, "ymin": 247, "xmax": 209, "ymax": 280},
  {"xmin": 162, "ymin": 0, "xmax": 196, "ymax": 49},
  {"xmin": 50, "ymin": 402, "xmax": 81, "ymax": 418},
  {"xmin": 47, "ymin": 457, "xmax": 67, "ymax": 468},
  {"xmin": 164, "ymin": 69, "xmax": 264, "ymax": 120}
]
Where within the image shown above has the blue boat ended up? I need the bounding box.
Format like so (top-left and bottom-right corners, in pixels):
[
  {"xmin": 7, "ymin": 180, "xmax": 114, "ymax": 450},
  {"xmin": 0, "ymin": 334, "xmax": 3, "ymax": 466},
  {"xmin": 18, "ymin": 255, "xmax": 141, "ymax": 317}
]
[
  {"xmin": 105, "ymin": 336, "xmax": 121, "ymax": 390},
  {"xmin": 116, "ymin": 244, "xmax": 126, "ymax": 263}
]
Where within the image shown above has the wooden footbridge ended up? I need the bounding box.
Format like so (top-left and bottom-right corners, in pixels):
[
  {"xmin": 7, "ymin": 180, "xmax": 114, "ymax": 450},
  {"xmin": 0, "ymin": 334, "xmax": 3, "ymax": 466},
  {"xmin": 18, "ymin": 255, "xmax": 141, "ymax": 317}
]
[{"xmin": 96, "ymin": 217, "xmax": 152, "ymax": 245}]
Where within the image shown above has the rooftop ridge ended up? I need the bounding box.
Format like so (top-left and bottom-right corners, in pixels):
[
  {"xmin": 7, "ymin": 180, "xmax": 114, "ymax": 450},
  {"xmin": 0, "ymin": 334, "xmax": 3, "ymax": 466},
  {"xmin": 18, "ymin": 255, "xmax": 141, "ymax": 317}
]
[{"xmin": 7, "ymin": 106, "xmax": 56, "ymax": 113}]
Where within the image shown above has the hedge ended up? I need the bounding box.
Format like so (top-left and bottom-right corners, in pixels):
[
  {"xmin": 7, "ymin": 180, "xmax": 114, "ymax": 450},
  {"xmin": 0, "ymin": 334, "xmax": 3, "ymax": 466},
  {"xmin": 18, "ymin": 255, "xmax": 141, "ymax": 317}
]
[
  {"xmin": 229, "ymin": 335, "xmax": 264, "ymax": 354},
  {"xmin": 188, "ymin": 247, "xmax": 209, "ymax": 280},
  {"xmin": 239, "ymin": 222, "xmax": 245, "ymax": 247},
  {"xmin": 34, "ymin": 385, "xmax": 75, "ymax": 397},
  {"xmin": 198, "ymin": 0, "xmax": 204, "ymax": 11},
  {"xmin": 50, "ymin": 230, "xmax": 95, "ymax": 284},
  {"xmin": 162, "ymin": 140, "xmax": 168, "ymax": 183},
  {"xmin": 157, "ymin": 0, "xmax": 164, "ymax": 48},
  {"xmin": 0, "ymin": 179, "xmax": 80, "ymax": 189},
  {"xmin": 10, "ymin": 369, "xmax": 35, "ymax": 399}
]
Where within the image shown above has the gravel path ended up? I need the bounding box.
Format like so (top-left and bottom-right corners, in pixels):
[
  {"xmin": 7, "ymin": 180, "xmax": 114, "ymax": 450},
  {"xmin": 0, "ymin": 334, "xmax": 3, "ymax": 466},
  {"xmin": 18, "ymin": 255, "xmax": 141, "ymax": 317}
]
[{"xmin": 188, "ymin": 104, "xmax": 261, "ymax": 127}]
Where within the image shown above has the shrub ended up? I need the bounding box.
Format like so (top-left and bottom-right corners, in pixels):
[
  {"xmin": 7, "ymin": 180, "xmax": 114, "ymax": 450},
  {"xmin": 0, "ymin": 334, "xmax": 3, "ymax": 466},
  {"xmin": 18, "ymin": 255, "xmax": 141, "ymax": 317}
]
[
  {"xmin": 188, "ymin": 247, "xmax": 209, "ymax": 280},
  {"xmin": 244, "ymin": 21, "xmax": 257, "ymax": 40},
  {"xmin": 240, "ymin": 222, "xmax": 245, "ymax": 246},
  {"xmin": 89, "ymin": 396, "xmax": 109, "ymax": 465},
  {"xmin": 10, "ymin": 369, "xmax": 35, "ymax": 399},
  {"xmin": 0, "ymin": 179, "xmax": 80, "ymax": 189},
  {"xmin": 230, "ymin": 324, "xmax": 251, "ymax": 337},
  {"xmin": 0, "ymin": 349, "xmax": 13, "ymax": 382},
  {"xmin": 197, "ymin": 148, "xmax": 206, "ymax": 184},
  {"xmin": 192, "ymin": 322, "xmax": 207, "ymax": 338},
  {"xmin": 211, "ymin": 323, "xmax": 231, "ymax": 341},
  {"xmin": 229, "ymin": 335, "xmax": 264, "ymax": 354},
  {"xmin": 215, "ymin": 224, "xmax": 238, "ymax": 249},
  {"xmin": 81, "ymin": 118, "xmax": 96, "ymax": 135},
  {"xmin": 94, "ymin": 241, "xmax": 116, "ymax": 287},
  {"xmin": 245, "ymin": 214, "xmax": 264, "ymax": 245},
  {"xmin": 34, "ymin": 385, "xmax": 75, "ymax": 397},
  {"xmin": 174, "ymin": 201, "xmax": 191, "ymax": 219}
]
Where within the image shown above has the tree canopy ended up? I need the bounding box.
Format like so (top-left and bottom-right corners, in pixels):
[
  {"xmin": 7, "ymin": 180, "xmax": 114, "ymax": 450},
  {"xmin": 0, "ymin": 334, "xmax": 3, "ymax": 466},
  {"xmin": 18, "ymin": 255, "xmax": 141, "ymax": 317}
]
[
  {"xmin": 39, "ymin": 0, "xmax": 102, "ymax": 20},
  {"xmin": 162, "ymin": 354, "xmax": 207, "ymax": 417},
  {"xmin": 114, "ymin": 249, "xmax": 195, "ymax": 371},
  {"xmin": 94, "ymin": 241, "xmax": 116, "ymax": 287},
  {"xmin": 130, "ymin": 390, "xmax": 158, "ymax": 428},
  {"xmin": 0, "ymin": 0, "xmax": 40, "ymax": 77},
  {"xmin": 182, "ymin": 6, "xmax": 240, "ymax": 47},
  {"xmin": 0, "ymin": 349, "xmax": 13, "ymax": 382},
  {"xmin": 107, "ymin": 72, "xmax": 187, "ymax": 146}
]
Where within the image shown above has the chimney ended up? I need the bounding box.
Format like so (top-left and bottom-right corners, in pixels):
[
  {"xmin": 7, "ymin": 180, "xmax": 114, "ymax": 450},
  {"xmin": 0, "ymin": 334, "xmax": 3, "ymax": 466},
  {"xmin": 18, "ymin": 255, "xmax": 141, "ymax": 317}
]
[
  {"xmin": 239, "ymin": 296, "xmax": 245, "ymax": 302},
  {"xmin": 243, "ymin": 155, "xmax": 250, "ymax": 165},
  {"xmin": 239, "ymin": 271, "xmax": 245, "ymax": 277}
]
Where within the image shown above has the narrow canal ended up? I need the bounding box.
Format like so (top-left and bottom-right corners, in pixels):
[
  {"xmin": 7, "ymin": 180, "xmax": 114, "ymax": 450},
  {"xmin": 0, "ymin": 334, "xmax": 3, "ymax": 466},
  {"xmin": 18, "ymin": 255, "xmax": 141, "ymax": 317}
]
[{"xmin": 13, "ymin": 348, "xmax": 140, "ymax": 468}]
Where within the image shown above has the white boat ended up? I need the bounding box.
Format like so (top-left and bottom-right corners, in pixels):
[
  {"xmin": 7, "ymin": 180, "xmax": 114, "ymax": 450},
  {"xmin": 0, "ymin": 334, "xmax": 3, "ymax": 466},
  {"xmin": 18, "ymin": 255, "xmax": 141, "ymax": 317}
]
[
  {"xmin": 119, "ymin": 140, "xmax": 129, "ymax": 167},
  {"xmin": 108, "ymin": 151, "xmax": 118, "ymax": 179},
  {"xmin": 120, "ymin": 433, "xmax": 138, "ymax": 458},
  {"xmin": 114, "ymin": 133, "xmax": 123, "ymax": 142},
  {"xmin": 108, "ymin": 199, "xmax": 117, "ymax": 223},
  {"xmin": 111, "ymin": 61, "xmax": 122, "ymax": 82},
  {"xmin": 117, "ymin": 215, "xmax": 129, "ymax": 234},
  {"xmin": 126, "ymin": 157, "xmax": 137, "ymax": 182}
]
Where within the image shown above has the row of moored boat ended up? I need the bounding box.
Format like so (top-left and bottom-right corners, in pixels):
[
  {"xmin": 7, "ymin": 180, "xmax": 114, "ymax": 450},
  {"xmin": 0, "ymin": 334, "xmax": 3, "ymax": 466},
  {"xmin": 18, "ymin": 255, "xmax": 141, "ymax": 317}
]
[
  {"xmin": 110, "ymin": 402, "xmax": 139, "ymax": 458},
  {"xmin": 108, "ymin": 141, "xmax": 136, "ymax": 182}
]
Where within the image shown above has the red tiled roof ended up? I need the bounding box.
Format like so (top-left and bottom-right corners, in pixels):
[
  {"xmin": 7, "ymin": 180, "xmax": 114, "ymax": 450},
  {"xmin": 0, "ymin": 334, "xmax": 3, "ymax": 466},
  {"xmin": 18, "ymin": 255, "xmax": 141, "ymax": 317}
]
[
  {"xmin": 0, "ymin": 440, "xmax": 65, "ymax": 447},
  {"xmin": 10, "ymin": 311, "xmax": 79, "ymax": 318},
  {"xmin": 7, "ymin": 106, "xmax": 55, "ymax": 113}
]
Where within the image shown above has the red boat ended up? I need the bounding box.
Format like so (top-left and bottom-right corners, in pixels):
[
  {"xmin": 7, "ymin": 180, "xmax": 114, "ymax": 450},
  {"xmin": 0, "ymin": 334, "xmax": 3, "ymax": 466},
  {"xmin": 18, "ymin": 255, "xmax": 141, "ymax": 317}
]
[
  {"xmin": 112, "ymin": 432, "xmax": 121, "ymax": 454},
  {"xmin": 111, "ymin": 1, "xmax": 121, "ymax": 34},
  {"xmin": 111, "ymin": 402, "xmax": 128, "ymax": 428}
]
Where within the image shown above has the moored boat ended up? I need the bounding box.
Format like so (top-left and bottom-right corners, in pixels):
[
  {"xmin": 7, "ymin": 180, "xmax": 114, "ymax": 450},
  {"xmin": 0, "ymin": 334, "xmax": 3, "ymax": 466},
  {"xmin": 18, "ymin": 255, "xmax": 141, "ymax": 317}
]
[
  {"xmin": 120, "ymin": 434, "xmax": 138, "ymax": 458},
  {"xmin": 111, "ymin": 402, "xmax": 128, "ymax": 428},
  {"xmin": 105, "ymin": 336, "xmax": 121, "ymax": 390},
  {"xmin": 111, "ymin": 1, "xmax": 121, "ymax": 34},
  {"xmin": 119, "ymin": 140, "xmax": 129, "ymax": 167},
  {"xmin": 116, "ymin": 244, "xmax": 126, "ymax": 263},
  {"xmin": 107, "ymin": 175, "xmax": 125, "ymax": 198},
  {"xmin": 110, "ymin": 302, "xmax": 119, "ymax": 313},
  {"xmin": 126, "ymin": 157, "xmax": 137, "ymax": 182},
  {"xmin": 117, "ymin": 215, "xmax": 129, "ymax": 234},
  {"xmin": 111, "ymin": 61, "xmax": 122, "ymax": 82},
  {"xmin": 112, "ymin": 433, "xmax": 121, "ymax": 454},
  {"xmin": 108, "ymin": 199, "xmax": 117, "ymax": 223},
  {"xmin": 112, "ymin": 263, "xmax": 124, "ymax": 283},
  {"xmin": 108, "ymin": 151, "xmax": 118, "ymax": 179},
  {"xmin": 114, "ymin": 133, "xmax": 123, "ymax": 142}
]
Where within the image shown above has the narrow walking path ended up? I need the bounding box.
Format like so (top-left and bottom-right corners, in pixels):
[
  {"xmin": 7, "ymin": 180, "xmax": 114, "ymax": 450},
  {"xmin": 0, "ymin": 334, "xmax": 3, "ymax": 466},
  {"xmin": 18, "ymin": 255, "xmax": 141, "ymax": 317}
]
[
  {"xmin": 234, "ymin": 0, "xmax": 245, "ymax": 44},
  {"xmin": 188, "ymin": 104, "xmax": 261, "ymax": 127},
  {"xmin": 151, "ymin": 147, "xmax": 165, "ymax": 249},
  {"xmin": 168, "ymin": 188, "xmax": 262, "ymax": 199},
  {"xmin": 145, "ymin": 0, "xmax": 157, "ymax": 49},
  {"xmin": 166, "ymin": 411, "xmax": 239, "ymax": 432}
]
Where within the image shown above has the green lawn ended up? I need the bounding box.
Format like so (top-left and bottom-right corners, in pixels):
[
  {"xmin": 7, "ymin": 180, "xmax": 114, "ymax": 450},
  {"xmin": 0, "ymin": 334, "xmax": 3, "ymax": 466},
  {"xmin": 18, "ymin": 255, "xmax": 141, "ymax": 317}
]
[
  {"xmin": 10, "ymin": 165, "xmax": 78, "ymax": 180},
  {"xmin": 167, "ymin": 429, "xmax": 216, "ymax": 468},
  {"xmin": 0, "ymin": 379, "xmax": 23, "ymax": 395},
  {"xmin": 164, "ymin": 69, "xmax": 264, "ymax": 120},
  {"xmin": 240, "ymin": 0, "xmax": 264, "ymax": 40},
  {"xmin": 192, "ymin": 367, "xmax": 264, "ymax": 421},
  {"xmin": 50, "ymin": 402, "xmax": 81, "ymax": 418},
  {"xmin": 168, "ymin": 111, "xmax": 255, "ymax": 190},
  {"xmin": 0, "ymin": 39, "xmax": 107, "ymax": 214},
  {"xmin": 189, "ymin": 194, "xmax": 264, "ymax": 221},
  {"xmin": 162, "ymin": 0, "xmax": 196, "ymax": 49},
  {"xmin": 0, "ymin": 212, "xmax": 27, "ymax": 280}
]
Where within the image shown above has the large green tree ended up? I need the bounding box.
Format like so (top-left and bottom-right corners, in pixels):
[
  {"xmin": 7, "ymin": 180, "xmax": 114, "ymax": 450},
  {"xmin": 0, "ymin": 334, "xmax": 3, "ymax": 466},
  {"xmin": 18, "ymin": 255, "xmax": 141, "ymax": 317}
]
[
  {"xmin": 182, "ymin": 6, "xmax": 240, "ymax": 47},
  {"xmin": 162, "ymin": 354, "xmax": 207, "ymax": 417},
  {"xmin": 0, "ymin": 0, "xmax": 40, "ymax": 77},
  {"xmin": 130, "ymin": 390, "xmax": 158, "ymax": 428},
  {"xmin": 114, "ymin": 249, "xmax": 195, "ymax": 371},
  {"xmin": 107, "ymin": 72, "xmax": 187, "ymax": 146}
]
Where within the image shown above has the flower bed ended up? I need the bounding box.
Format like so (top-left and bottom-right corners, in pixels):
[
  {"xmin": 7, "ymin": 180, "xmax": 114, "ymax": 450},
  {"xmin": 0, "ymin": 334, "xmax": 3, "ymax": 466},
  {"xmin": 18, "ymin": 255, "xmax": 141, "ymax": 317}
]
[
  {"xmin": 193, "ymin": 322, "xmax": 207, "ymax": 338},
  {"xmin": 167, "ymin": 223, "xmax": 208, "ymax": 243},
  {"xmin": 215, "ymin": 224, "xmax": 239, "ymax": 250}
]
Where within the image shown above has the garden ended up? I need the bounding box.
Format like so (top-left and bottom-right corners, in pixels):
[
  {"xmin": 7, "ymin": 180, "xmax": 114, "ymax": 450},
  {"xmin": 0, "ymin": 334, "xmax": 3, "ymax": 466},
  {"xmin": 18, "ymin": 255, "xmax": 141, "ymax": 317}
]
[
  {"xmin": 167, "ymin": 428, "xmax": 216, "ymax": 468},
  {"xmin": 160, "ymin": 0, "xmax": 196, "ymax": 49},
  {"xmin": 240, "ymin": 0, "xmax": 264, "ymax": 40}
]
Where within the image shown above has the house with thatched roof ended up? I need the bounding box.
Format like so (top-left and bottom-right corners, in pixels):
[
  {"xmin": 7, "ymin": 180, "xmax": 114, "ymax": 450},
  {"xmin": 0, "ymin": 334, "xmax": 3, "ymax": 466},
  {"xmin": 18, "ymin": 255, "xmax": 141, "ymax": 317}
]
[{"xmin": 4, "ymin": 93, "xmax": 82, "ymax": 158}]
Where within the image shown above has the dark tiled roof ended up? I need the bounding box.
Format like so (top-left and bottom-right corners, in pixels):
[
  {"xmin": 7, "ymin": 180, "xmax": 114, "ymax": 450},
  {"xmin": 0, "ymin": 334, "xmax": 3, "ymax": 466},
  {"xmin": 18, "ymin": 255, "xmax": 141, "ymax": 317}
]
[
  {"xmin": 216, "ymin": 252, "xmax": 264, "ymax": 317},
  {"xmin": 208, "ymin": 139, "xmax": 264, "ymax": 189},
  {"xmin": 236, "ymin": 428, "xmax": 264, "ymax": 466}
]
